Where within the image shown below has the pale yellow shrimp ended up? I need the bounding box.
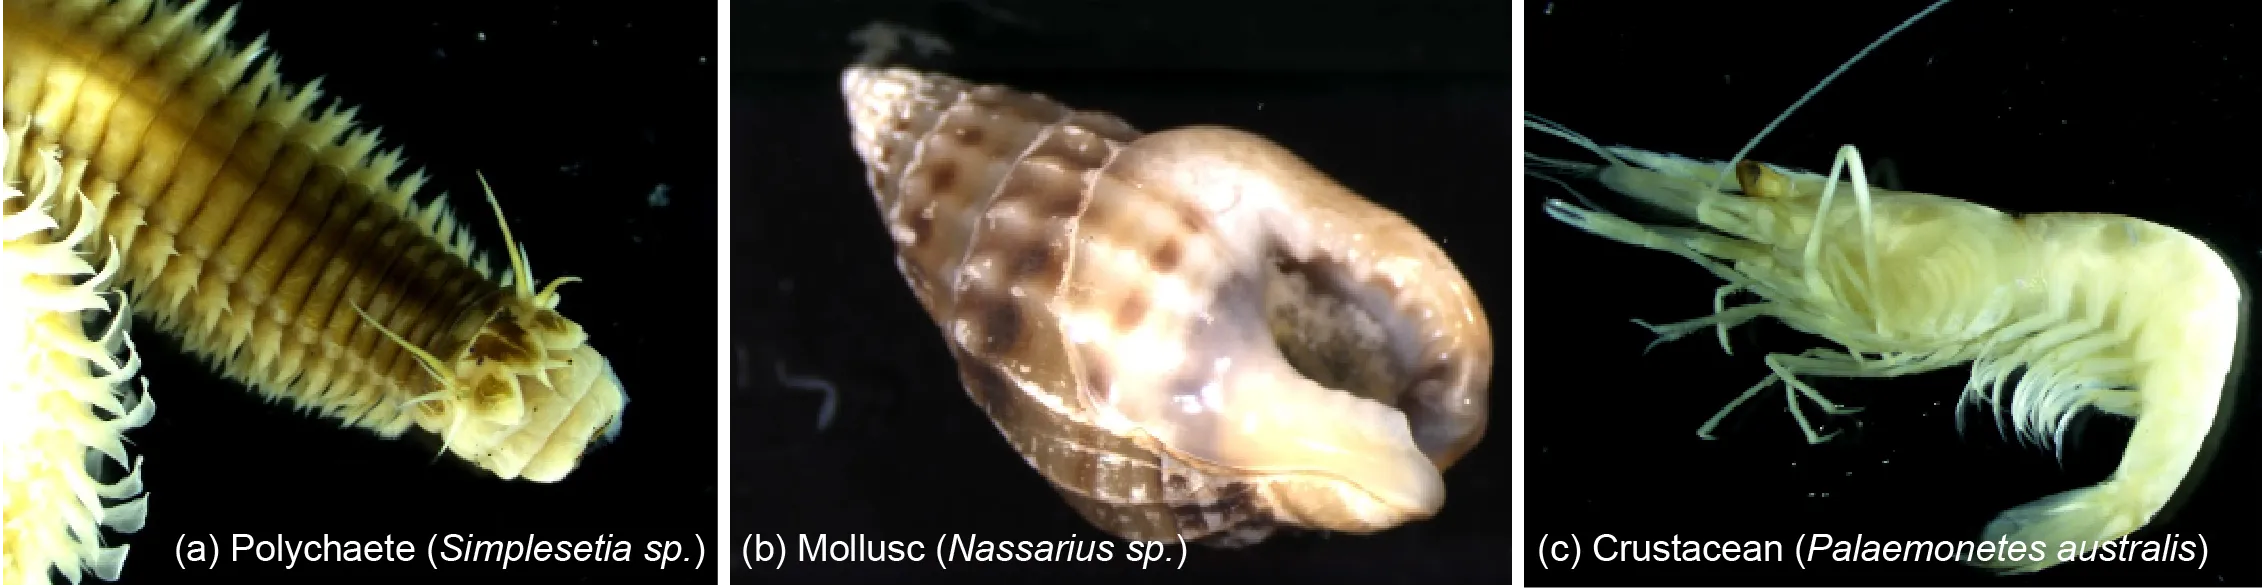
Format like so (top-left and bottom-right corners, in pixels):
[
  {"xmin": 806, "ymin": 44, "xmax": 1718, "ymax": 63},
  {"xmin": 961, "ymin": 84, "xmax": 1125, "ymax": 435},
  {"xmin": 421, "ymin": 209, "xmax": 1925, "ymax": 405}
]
[{"xmin": 1524, "ymin": 0, "xmax": 2244, "ymax": 574}]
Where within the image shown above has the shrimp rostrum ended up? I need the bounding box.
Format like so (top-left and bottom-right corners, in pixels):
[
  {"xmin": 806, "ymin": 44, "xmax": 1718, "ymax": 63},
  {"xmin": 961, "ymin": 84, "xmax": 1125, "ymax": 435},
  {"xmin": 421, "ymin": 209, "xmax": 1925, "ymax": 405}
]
[{"xmin": 1525, "ymin": 116, "xmax": 2244, "ymax": 573}]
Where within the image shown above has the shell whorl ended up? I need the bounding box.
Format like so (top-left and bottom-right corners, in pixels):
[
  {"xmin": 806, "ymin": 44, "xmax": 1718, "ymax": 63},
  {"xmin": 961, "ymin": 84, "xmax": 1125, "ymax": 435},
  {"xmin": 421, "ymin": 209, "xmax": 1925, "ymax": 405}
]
[{"xmin": 844, "ymin": 65, "xmax": 1493, "ymax": 543}]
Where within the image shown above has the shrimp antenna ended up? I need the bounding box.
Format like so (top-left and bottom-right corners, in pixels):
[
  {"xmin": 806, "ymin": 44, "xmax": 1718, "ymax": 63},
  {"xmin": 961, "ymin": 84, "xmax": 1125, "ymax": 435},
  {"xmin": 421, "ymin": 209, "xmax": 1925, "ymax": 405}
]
[{"xmin": 1711, "ymin": 0, "xmax": 1955, "ymax": 190}]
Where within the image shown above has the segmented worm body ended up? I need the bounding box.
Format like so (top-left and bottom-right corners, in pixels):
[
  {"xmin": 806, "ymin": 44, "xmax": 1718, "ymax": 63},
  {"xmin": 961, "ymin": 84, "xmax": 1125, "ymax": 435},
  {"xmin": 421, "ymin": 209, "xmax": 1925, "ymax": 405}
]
[
  {"xmin": 842, "ymin": 63, "xmax": 1493, "ymax": 544},
  {"xmin": 3, "ymin": 0, "xmax": 627, "ymax": 581}
]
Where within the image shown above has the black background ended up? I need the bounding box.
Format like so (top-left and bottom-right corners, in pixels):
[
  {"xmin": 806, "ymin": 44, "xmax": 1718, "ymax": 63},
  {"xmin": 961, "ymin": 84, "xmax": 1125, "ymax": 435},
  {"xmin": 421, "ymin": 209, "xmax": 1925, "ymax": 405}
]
[
  {"xmin": 102, "ymin": 0, "xmax": 719, "ymax": 583},
  {"xmin": 735, "ymin": 0, "xmax": 1512, "ymax": 583},
  {"xmin": 1526, "ymin": 1, "xmax": 2258, "ymax": 586}
]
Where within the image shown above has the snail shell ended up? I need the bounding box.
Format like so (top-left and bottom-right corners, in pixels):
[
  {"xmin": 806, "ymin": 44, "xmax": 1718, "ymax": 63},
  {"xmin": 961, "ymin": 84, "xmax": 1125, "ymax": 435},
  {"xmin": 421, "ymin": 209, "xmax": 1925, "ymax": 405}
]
[{"xmin": 842, "ymin": 65, "xmax": 1492, "ymax": 545}]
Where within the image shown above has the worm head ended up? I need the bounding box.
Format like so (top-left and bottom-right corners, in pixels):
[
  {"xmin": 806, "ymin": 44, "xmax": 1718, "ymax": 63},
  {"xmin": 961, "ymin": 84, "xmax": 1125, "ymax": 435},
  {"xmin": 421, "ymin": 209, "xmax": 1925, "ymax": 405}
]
[{"xmin": 355, "ymin": 176, "xmax": 627, "ymax": 483}]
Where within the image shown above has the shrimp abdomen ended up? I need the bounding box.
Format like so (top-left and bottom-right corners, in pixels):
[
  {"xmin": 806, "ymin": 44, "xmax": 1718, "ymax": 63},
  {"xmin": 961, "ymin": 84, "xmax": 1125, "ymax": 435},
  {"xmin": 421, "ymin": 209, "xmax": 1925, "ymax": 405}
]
[{"xmin": 1976, "ymin": 219, "xmax": 2241, "ymax": 573}]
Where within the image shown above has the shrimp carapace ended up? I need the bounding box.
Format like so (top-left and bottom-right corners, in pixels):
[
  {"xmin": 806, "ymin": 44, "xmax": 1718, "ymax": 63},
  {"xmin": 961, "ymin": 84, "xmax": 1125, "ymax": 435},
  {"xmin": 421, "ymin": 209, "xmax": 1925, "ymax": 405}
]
[
  {"xmin": 2, "ymin": 0, "xmax": 628, "ymax": 486},
  {"xmin": 843, "ymin": 51, "xmax": 1493, "ymax": 545}
]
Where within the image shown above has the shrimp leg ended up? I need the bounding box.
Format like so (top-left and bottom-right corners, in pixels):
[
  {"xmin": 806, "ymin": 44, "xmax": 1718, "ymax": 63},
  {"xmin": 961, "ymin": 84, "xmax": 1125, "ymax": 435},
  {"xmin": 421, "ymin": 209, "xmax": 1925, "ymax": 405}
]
[
  {"xmin": 1712, "ymin": 284, "xmax": 1746, "ymax": 354},
  {"xmin": 1698, "ymin": 373, "xmax": 1779, "ymax": 441},
  {"xmin": 1700, "ymin": 343, "xmax": 1972, "ymax": 443},
  {"xmin": 1695, "ymin": 349, "xmax": 1868, "ymax": 443},
  {"xmin": 1630, "ymin": 302, "xmax": 1772, "ymax": 355},
  {"xmin": 1767, "ymin": 352, "xmax": 1857, "ymax": 444}
]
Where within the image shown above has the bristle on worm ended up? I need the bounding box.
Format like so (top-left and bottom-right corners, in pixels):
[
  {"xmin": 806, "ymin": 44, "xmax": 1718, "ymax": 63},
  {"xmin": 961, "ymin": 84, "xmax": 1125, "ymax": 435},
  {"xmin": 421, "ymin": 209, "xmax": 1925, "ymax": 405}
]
[{"xmin": 3, "ymin": 124, "xmax": 154, "ymax": 585}]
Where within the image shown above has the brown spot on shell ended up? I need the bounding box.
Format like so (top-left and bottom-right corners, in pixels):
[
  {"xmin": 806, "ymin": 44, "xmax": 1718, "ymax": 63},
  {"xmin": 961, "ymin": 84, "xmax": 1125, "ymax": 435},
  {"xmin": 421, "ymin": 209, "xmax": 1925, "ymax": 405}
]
[
  {"xmin": 1115, "ymin": 292, "xmax": 1150, "ymax": 331},
  {"xmin": 921, "ymin": 162, "xmax": 959, "ymax": 196},
  {"xmin": 1005, "ymin": 241, "xmax": 1059, "ymax": 285},
  {"xmin": 1151, "ymin": 238, "xmax": 1184, "ymax": 273}
]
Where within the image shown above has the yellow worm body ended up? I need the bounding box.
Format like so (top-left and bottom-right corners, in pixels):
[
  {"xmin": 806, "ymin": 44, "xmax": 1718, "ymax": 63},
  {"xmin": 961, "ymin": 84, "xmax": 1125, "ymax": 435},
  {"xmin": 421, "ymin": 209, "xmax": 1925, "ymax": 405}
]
[{"xmin": 3, "ymin": 0, "xmax": 627, "ymax": 581}]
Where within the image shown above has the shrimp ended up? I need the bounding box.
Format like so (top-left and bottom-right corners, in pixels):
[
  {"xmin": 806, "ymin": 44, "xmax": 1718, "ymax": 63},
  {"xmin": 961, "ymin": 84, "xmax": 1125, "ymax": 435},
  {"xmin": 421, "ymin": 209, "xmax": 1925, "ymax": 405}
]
[{"xmin": 1525, "ymin": 0, "xmax": 2246, "ymax": 574}]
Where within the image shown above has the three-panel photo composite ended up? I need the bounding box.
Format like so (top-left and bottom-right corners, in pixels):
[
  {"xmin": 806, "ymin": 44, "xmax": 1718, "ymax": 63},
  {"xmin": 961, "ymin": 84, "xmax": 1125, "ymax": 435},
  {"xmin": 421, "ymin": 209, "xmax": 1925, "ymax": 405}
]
[{"xmin": 0, "ymin": 0, "xmax": 2255, "ymax": 586}]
